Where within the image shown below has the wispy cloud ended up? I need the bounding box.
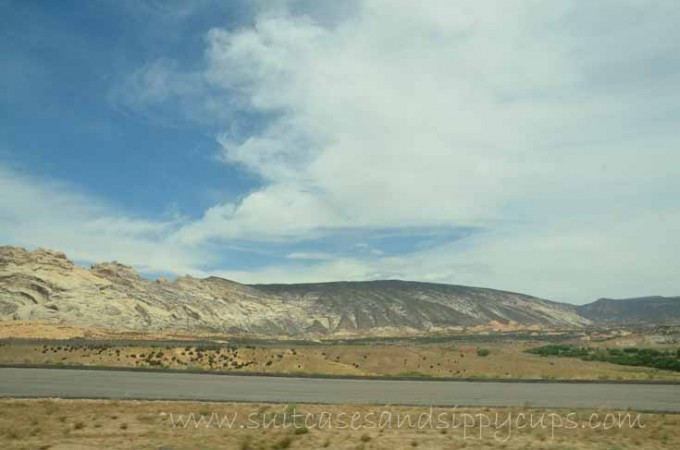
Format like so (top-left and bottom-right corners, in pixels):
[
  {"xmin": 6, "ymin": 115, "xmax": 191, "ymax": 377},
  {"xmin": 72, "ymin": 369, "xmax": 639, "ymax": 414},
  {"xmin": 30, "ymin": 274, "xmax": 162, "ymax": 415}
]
[
  {"xmin": 286, "ymin": 251, "xmax": 333, "ymax": 260},
  {"xmin": 0, "ymin": 163, "xmax": 209, "ymax": 275},
  {"xmin": 216, "ymin": 207, "xmax": 680, "ymax": 302}
]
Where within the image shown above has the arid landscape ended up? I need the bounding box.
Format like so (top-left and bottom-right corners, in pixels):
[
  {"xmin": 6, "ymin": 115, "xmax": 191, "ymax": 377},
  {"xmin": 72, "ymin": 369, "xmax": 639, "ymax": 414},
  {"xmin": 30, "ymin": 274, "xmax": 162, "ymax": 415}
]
[
  {"xmin": 2, "ymin": 335, "xmax": 680, "ymax": 382},
  {"xmin": 1, "ymin": 247, "xmax": 679, "ymax": 450},
  {"xmin": 2, "ymin": 246, "xmax": 679, "ymax": 338},
  {"xmin": 1, "ymin": 399, "xmax": 676, "ymax": 450},
  {"xmin": 4, "ymin": 1, "xmax": 680, "ymax": 448},
  {"xmin": 2, "ymin": 246, "xmax": 679, "ymax": 384}
]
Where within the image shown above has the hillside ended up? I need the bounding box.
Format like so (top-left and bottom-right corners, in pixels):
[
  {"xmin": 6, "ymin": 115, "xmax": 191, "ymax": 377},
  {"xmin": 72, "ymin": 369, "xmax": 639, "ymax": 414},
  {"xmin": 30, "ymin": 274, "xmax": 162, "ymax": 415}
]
[
  {"xmin": 4, "ymin": 245, "xmax": 671, "ymax": 336},
  {"xmin": 577, "ymin": 296, "xmax": 680, "ymax": 324},
  {"xmin": 253, "ymin": 280, "xmax": 589, "ymax": 333}
]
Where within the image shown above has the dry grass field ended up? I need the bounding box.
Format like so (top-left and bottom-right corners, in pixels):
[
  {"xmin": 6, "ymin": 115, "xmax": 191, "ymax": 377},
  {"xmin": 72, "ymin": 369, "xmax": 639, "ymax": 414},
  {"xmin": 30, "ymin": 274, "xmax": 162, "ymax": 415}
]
[
  {"xmin": 1, "ymin": 340, "xmax": 679, "ymax": 381},
  {"xmin": 0, "ymin": 399, "xmax": 676, "ymax": 450}
]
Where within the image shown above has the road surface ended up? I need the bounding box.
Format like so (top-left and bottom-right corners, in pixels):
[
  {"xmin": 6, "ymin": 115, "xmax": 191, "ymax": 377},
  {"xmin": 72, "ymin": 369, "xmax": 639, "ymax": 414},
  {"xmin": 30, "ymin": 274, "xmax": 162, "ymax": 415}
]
[{"xmin": 1, "ymin": 368, "xmax": 678, "ymax": 412}]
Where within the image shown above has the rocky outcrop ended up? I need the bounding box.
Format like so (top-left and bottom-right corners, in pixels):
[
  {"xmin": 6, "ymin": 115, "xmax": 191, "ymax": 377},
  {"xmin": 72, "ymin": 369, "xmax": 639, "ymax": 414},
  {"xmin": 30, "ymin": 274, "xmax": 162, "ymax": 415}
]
[
  {"xmin": 0, "ymin": 246, "xmax": 303, "ymax": 335},
  {"xmin": 0, "ymin": 246, "xmax": 596, "ymax": 335}
]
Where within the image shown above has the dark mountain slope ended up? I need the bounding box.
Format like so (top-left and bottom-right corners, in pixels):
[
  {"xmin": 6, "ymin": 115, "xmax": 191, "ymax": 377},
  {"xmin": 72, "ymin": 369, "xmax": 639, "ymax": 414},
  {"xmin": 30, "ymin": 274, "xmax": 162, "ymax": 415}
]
[
  {"xmin": 251, "ymin": 280, "xmax": 590, "ymax": 332},
  {"xmin": 577, "ymin": 296, "xmax": 680, "ymax": 324}
]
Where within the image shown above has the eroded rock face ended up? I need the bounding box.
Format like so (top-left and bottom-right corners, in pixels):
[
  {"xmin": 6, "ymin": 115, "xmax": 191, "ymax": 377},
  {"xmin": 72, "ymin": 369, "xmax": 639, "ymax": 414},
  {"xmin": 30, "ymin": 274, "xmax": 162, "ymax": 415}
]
[
  {"xmin": 0, "ymin": 246, "xmax": 300, "ymax": 334},
  {"xmin": 0, "ymin": 246, "xmax": 592, "ymax": 335},
  {"xmin": 1, "ymin": 246, "xmax": 74, "ymax": 271},
  {"xmin": 90, "ymin": 262, "xmax": 141, "ymax": 284},
  {"xmin": 0, "ymin": 247, "xmax": 103, "ymax": 313}
]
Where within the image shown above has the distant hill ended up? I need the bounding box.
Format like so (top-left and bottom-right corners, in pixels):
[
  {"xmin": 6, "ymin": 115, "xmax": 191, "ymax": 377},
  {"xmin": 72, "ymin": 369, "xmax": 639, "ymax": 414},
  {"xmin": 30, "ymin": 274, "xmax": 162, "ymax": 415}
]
[
  {"xmin": 252, "ymin": 280, "xmax": 589, "ymax": 333},
  {"xmin": 0, "ymin": 245, "xmax": 678, "ymax": 335},
  {"xmin": 577, "ymin": 296, "xmax": 680, "ymax": 324}
]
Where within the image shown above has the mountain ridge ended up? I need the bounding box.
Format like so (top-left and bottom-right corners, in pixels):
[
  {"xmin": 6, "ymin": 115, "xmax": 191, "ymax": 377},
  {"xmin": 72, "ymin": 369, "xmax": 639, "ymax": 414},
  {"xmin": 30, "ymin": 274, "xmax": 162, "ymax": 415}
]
[
  {"xmin": 577, "ymin": 296, "xmax": 680, "ymax": 324},
  {"xmin": 1, "ymin": 246, "xmax": 677, "ymax": 335}
]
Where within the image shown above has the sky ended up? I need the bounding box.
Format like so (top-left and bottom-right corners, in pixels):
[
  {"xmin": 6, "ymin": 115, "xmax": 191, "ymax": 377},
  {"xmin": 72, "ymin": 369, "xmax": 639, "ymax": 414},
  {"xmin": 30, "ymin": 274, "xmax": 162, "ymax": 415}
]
[{"xmin": 1, "ymin": 0, "xmax": 679, "ymax": 303}]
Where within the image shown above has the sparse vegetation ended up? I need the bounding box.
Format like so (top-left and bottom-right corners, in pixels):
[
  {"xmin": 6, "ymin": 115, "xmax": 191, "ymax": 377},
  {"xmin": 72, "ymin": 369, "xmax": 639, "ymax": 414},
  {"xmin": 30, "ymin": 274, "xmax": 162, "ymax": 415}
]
[
  {"xmin": 1, "ymin": 399, "xmax": 676, "ymax": 450},
  {"xmin": 2, "ymin": 338, "xmax": 680, "ymax": 381},
  {"xmin": 271, "ymin": 435, "xmax": 293, "ymax": 449},
  {"xmin": 293, "ymin": 426, "xmax": 309, "ymax": 435},
  {"xmin": 397, "ymin": 371, "xmax": 433, "ymax": 378}
]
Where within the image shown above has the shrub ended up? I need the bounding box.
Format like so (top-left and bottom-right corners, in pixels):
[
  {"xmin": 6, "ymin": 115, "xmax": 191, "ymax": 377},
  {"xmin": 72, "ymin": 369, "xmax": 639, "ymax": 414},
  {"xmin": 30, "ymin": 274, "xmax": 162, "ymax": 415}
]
[
  {"xmin": 525, "ymin": 345, "xmax": 680, "ymax": 372},
  {"xmin": 272, "ymin": 436, "xmax": 292, "ymax": 449}
]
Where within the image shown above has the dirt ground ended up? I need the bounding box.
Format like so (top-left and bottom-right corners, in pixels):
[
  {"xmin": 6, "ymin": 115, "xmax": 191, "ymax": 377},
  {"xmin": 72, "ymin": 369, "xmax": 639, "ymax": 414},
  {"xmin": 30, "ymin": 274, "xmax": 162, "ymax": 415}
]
[
  {"xmin": 0, "ymin": 399, "xmax": 676, "ymax": 450},
  {"xmin": 0, "ymin": 321, "xmax": 221, "ymax": 341},
  {"xmin": 2, "ymin": 340, "xmax": 679, "ymax": 381}
]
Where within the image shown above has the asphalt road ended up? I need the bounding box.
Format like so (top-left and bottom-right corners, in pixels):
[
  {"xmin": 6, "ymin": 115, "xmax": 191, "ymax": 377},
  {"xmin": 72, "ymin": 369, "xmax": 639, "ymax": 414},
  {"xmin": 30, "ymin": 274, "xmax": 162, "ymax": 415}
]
[{"xmin": 1, "ymin": 368, "xmax": 679, "ymax": 412}]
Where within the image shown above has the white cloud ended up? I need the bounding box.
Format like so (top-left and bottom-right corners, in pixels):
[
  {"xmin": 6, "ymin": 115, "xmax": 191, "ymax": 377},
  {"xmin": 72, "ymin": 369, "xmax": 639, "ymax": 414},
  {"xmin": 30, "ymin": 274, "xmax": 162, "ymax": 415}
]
[
  {"xmin": 216, "ymin": 208, "xmax": 680, "ymax": 302},
  {"xmin": 286, "ymin": 251, "xmax": 333, "ymax": 260},
  {"xmin": 171, "ymin": 0, "xmax": 680, "ymax": 301},
  {"xmin": 0, "ymin": 164, "xmax": 208, "ymax": 275},
  {"xmin": 110, "ymin": 58, "xmax": 235, "ymax": 126},
  {"xmin": 172, "ymin": 0, "xmax": 679, "ymax": 239}
]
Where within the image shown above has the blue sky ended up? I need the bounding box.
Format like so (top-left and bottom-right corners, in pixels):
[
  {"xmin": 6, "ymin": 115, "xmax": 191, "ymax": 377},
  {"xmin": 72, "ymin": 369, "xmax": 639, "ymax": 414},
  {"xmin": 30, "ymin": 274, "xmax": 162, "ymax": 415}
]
[
  {"xmin": 1, "ymin": 0, "xmax": 679, "ymax": 303},
  {"xmin": 1, "ymin": 0, "xmax": 257, "ymax": 218}
]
